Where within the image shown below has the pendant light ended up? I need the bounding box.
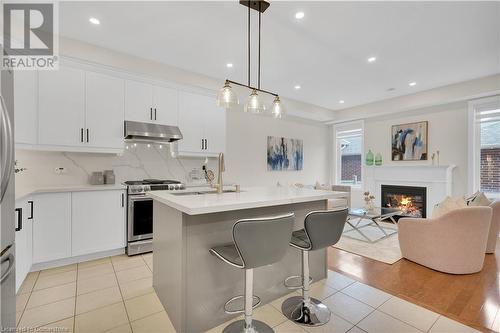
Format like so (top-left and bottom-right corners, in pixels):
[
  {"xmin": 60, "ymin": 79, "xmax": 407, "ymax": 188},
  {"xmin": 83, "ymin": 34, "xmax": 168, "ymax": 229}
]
[
  {"xmin": 244, "ymin": 89, "xmax": 266, "ymax": 113},
  {"xmin": 216, "ymin": 80, "xmax": 239, "ymax": 108},
  {"xmin": 216, "ymin": 0, "xmax": 284, "ymax": 118},
  {"xmin": 271, "ymin": 96, "xmax": 285, "ymax": 118}
]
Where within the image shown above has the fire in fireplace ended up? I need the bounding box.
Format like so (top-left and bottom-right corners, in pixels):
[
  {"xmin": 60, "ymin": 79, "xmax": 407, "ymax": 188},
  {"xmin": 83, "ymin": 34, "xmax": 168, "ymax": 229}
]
[{"xmin": 381, "ymin": 185, "xmax": 427, "ymax": 219}]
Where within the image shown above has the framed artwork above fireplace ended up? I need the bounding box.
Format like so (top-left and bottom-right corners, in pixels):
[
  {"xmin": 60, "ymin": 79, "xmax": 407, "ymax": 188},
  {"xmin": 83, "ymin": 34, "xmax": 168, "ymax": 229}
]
[{"xmin": 391, "ymin": 121, "xmax": 428, "ymax": 161}]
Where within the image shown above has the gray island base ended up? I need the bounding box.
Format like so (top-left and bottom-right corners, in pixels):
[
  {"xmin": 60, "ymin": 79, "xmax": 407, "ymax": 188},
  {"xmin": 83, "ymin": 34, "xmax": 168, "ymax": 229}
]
[{"xmin": 150, "ymin": 187, "xmax": 347, "ymax": 333}]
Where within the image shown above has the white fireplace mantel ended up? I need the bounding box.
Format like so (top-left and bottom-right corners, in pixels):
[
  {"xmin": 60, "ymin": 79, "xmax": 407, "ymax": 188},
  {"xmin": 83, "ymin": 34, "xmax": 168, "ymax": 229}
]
[{"xmin": 364, "ymin": 164, "xmax": 456, "ymax": 216}]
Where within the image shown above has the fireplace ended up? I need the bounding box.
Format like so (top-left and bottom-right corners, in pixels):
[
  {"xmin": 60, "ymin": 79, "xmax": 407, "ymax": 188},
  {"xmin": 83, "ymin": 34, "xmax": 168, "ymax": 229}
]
[{"xmin": 381, "ymin": 185, "xmax": 427, "ymax": 219}]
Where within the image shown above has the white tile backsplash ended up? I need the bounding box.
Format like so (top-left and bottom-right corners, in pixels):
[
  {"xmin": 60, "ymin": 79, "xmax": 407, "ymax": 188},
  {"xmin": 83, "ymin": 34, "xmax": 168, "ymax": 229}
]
[{"xmin": 15, "ymin": 145, "xmax": 216, "ymax": 193}]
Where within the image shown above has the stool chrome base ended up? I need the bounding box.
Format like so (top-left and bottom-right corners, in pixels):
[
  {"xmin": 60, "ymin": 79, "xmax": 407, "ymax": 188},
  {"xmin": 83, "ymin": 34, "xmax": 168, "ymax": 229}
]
[
  {"xmin": 222, "ymin": 319, "xmax": 274, "ymax": 333},
  {"xmin": 281, "ymin": 296, "xmax": 331, "ymax": 327}
]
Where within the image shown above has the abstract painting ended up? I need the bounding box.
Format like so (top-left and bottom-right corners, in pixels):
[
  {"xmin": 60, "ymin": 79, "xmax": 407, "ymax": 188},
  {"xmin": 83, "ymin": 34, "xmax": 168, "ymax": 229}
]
[
  {"xmin": 267, "ymin": 136, "xmax": 303, "ymax": 171},
  {"xmin": 391, "ymin": 121, "xmax": 428, "ymax": 161}
]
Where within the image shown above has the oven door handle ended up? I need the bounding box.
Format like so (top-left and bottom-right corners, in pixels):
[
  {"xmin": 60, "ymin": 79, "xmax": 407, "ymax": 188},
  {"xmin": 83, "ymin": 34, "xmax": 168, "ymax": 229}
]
[{"xmin": 128, "ymin": 196, "xmax": 153, "ymax": 202}]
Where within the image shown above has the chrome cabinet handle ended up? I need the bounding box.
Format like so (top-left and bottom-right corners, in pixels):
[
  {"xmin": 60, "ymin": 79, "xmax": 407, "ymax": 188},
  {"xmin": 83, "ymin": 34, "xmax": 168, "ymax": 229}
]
[
  {"xmin": 150, "ymin": 108, "xmax": 153, "ymax": 120},
  {"xmin": 0, "ymin": 95, "xmax": 14, "ymax": 204},
  {"xmin": 154, "ymin": 108, "xmax": 157, "ymax": 120},
  {"xmin": 86, "ymin": 129, "xmax": 89, "ymax": 143},
  {"xmin": 28, "ymin": 200, "xmax": 34, "ymax": 219},
  {"xmin": 80, "ymin": 128, "xmax": 84, "ymax": 143},
  {"xmin": 0, "ymin": 250, "xmax": 15, "ymax": 283}
]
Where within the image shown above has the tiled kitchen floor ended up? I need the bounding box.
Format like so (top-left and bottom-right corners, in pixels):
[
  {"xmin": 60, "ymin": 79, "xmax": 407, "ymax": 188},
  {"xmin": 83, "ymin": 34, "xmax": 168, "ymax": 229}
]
[{"xmin": 16, "ymin": 254, "xmax": 482, "ymax": 333}]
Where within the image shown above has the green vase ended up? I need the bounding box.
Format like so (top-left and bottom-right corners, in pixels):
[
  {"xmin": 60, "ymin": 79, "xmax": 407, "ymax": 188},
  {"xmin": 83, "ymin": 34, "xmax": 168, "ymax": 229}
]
[
  {"xmin": 375, "ymin": 153, "xmax": 382, "ymax": 166},
  {"xmin": 366, "ymin": 149, "xmax": 374, "ymax": 166}
]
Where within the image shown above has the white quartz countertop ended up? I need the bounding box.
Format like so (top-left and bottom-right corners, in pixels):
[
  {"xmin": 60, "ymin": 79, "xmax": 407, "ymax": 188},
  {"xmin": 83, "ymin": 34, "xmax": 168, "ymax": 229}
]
[
  {"xmin": 148, "ymin": 186, "xmax": 349, "ymax": 215},
  {"xmin": 16, "ymin": 184, "xmax": 126, "ymax": 201}
]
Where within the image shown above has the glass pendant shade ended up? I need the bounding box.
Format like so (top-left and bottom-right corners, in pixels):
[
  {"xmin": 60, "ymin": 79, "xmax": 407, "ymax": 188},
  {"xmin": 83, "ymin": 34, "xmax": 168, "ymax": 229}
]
[
  {"xmin": 244, "ymin": 89, "xmax": 266, "ymax": 114},
  {"xmin": 216, "ymin": 82, "xmax": 239, "ymax": 108},
  {"xmin": 271, "ymin": 96, "xmax": 285, "ymax": 118}
]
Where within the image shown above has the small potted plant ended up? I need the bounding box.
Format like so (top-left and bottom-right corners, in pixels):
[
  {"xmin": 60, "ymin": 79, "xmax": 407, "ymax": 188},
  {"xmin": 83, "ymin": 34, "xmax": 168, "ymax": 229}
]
[{"xmin": 363, "ymin": 191, "xmax": 375, "ymax": 211}]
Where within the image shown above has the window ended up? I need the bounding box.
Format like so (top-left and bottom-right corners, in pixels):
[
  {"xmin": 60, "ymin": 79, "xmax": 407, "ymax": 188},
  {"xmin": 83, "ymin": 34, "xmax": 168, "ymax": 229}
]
[
  {"xmin": 469, "ymin": 96, "xmax": 500, "ymax": 198},
  {"xmin": 334, "ymin": 121, "xmax": 364, "ymax": 186}
]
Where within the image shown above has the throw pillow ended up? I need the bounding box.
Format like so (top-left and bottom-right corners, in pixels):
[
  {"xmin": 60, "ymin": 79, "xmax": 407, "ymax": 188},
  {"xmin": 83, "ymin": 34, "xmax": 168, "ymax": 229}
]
[
  {"xmin": 432, "ymin": 196, "xmax": 467, "ymax": 219},
  {"xmin": 468, "ymin": 192, "xmax": 492, "ymax": 207}
]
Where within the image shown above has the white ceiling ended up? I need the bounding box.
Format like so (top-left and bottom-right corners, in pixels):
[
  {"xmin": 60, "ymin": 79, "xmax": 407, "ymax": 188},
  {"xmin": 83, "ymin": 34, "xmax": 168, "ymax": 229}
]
[{"xmin": 58, "ymin": 1, "xmax": 500, "ymax": 111}]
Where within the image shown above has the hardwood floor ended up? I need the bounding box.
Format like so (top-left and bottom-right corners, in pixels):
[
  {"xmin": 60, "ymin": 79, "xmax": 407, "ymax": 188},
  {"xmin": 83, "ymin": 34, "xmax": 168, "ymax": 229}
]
[{"xmin": 328, "ymin": 242, "xmax": 500, "ymax": 333}]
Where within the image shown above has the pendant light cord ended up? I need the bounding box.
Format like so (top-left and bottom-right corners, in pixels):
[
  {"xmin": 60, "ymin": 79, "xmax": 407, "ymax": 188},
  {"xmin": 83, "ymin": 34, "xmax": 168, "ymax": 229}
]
[
  {"xmin": 248, "ymin": 5, "xmax": 251, "ymax": 87},
  {"xmin": 258, "ymin": 10, "xmax": 261, "ymax": 90}
]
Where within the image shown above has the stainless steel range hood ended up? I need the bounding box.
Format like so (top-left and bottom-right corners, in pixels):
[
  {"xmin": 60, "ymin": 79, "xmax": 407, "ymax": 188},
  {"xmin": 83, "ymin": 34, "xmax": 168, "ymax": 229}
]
[{"xmin": 124, "ymin": 121, "xmax": 182, "ymax": 143}]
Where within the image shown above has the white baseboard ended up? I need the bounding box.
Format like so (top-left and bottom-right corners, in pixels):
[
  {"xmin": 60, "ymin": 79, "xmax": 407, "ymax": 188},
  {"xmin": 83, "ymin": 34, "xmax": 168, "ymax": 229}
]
[{"xmin": 31, "ymin": 248, "xmax": 125, "ymax": 272}]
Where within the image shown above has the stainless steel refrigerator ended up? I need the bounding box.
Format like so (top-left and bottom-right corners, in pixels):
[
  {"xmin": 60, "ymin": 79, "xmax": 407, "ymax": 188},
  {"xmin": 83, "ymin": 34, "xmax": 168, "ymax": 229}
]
[{"xmin": 0, "ymin": 67, "xmax": 16, "ymax": 329}]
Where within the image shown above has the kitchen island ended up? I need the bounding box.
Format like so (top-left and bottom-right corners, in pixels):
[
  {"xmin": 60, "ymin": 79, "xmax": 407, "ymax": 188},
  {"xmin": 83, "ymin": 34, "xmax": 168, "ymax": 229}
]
[{"xmin": 149, "ymin": 186, "xmax": 348, "ymax": 333}]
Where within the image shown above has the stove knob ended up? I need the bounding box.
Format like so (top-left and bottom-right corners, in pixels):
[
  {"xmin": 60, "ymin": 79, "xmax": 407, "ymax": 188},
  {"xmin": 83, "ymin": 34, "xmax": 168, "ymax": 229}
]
[
  {"xmin": 169, "ymin": 184, "xmax": 175, "ymax": 190},
  {"xmin": 144, "ymin": 185, "xmax": 151, "ymax": 192}
]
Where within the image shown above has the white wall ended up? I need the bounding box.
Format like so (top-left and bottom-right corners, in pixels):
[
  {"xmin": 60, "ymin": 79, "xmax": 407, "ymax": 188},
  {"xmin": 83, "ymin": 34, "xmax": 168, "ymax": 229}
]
[
  {"xmin": 225, "ymin": 111, "xmax": 330, "ymax": 187},
  {"xmin": 334, "ymin": 74, "xmax": 500, "ymax": 208},
  {"xmin": 346, "ymin": 102, "xmax": 469, "ymax": 208}
]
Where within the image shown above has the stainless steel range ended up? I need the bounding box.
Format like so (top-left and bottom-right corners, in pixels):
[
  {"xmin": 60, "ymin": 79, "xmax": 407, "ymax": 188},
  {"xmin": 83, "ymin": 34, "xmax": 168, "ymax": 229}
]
[{"xmin": 124, "ymin": 179, "xmax": 185, "ymax": 255}]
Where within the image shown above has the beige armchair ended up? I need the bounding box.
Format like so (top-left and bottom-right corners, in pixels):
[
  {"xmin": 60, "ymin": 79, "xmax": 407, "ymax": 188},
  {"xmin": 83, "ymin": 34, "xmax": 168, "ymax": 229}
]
[
  {"xmin": 486, "ymin": 201, "xmax": 500, "ymax": 253},
  {"xmin": 398, "ymin": 207, "xmax": 492, "ymax": 274}
]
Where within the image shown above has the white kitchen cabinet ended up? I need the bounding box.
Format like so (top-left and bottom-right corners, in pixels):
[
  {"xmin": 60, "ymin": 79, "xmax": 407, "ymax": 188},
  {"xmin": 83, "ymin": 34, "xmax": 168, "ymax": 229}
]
[
  {"xmin": 32, "ymin": 193, "xmax": 72, "ymax": 264},
  {"xmin": 38, "ymin": 66, "xmax": 85, "ymax": 147},
  {"xmin": 125, "ymin": 80, "xmax": 153, "ymax": 123},
  {"xmin": 125, "ymin": 79, "xmax": 178, "ymax": 125},
  {"xmin": 86, "ymin": 72, "xmax": 125, "ymax": 149},
  {"xmin": 203, "ymin": 98, "xmax": 226, "ymax": 155},
  {"xmin": 153, "ymin": 85, "xmax": 178, "ymax": 126},
  {"xmin": 177, "ymin": 91, "xmax": 205, "ymax": 154},
  {"xmin": 14, "ymin": 71, "xmax": 38, "ymax": 145},
  {"xmin": 15, "ymin": 198, "xmax": 33, "ymax": 292},
  {"xmin": 71, "ymin": 190, "xmax": 126, "ymax": 257},
  {"xmin": 177, "ymin": 91, "xmax": 226, "ymax": 156}
]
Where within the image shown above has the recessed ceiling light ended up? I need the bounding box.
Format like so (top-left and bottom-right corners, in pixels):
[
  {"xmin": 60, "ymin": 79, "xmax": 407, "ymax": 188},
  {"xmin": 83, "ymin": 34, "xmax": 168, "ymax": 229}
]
[
  {"xmin": 89, "ymin": 17, "xmax": 100, "ymax": 25},
  {"xmin": 367, "ymin": 56, "xmax": 376, "ymax": 63},
  {"xmin": 339, "ymin": 100, "xmax": 345, "ymax": 104},
  {"xmin": 294, "ymin": 85, "xmax": 301, "ymax": 90},
  {"xmin": 387, "ymin": 87, "xmax": 396, "ymax": 91},
  {"xmin": 409, "ymin": 81, "xmax": 417, "ymax": 86},
  {"xmin": 295, "ymin": 12, "xmax": 305, "ymax": 19},
  {"xmin": 226, "ymin": 63, "xmax": 233, "ymax": 68}
]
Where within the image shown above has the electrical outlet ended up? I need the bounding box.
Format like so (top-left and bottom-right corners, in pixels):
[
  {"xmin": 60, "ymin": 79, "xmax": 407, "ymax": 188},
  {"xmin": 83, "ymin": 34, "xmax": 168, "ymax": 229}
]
[{"xmin": 54, "ymin": 167, "xmax": 66, "ymax": 175}]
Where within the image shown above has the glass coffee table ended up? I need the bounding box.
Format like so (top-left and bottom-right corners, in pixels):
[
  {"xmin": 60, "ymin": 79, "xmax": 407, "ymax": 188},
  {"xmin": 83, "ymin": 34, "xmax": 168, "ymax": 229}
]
[{"xmin": 345, "ymin": 207, "xmax": 402, "ymax": 243}]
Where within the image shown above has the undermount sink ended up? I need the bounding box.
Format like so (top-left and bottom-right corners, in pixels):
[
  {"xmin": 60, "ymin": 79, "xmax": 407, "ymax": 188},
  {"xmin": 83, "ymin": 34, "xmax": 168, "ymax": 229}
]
[{"xmin": 171, "ymin": 189, "xmax": 240, "ymax": 196}]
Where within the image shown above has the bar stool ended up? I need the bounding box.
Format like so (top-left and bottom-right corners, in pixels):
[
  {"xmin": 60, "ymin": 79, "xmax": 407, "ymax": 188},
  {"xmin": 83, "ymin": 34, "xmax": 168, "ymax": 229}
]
[
  {"xmin": 210, "ymin": 213, "xmax": 295, "ymax": 333},
  {"xmin": 282, "ymin": 209, "xmax": 348, "ymax": 327}
]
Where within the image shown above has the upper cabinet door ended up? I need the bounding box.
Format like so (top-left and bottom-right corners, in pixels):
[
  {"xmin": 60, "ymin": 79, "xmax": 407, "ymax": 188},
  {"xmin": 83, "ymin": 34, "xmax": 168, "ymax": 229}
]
[
  {"xmin": 153, "ymin": 85, "xmax": 178, "ymax": 126},
  {"xmin": 86, "ymin": 72, "xmax": 125, "ymax": 149},
  {"xmin": 38, "ymin": 66, "xmax": 85, "ymax": 146},
  {"xmin": 204, "ymin": 101, "xmax": 226, "ymax": 154},
  {"xmin": 125, "ymin": 80, "xmax": 153, "ymax": 123},
  {"xmin": 14, "ymin": 71, "xmax": 38, "ymax": 145},
  {"xmin": 177, "ymin": 91, "xmax": 206, "ymax": 155}
]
